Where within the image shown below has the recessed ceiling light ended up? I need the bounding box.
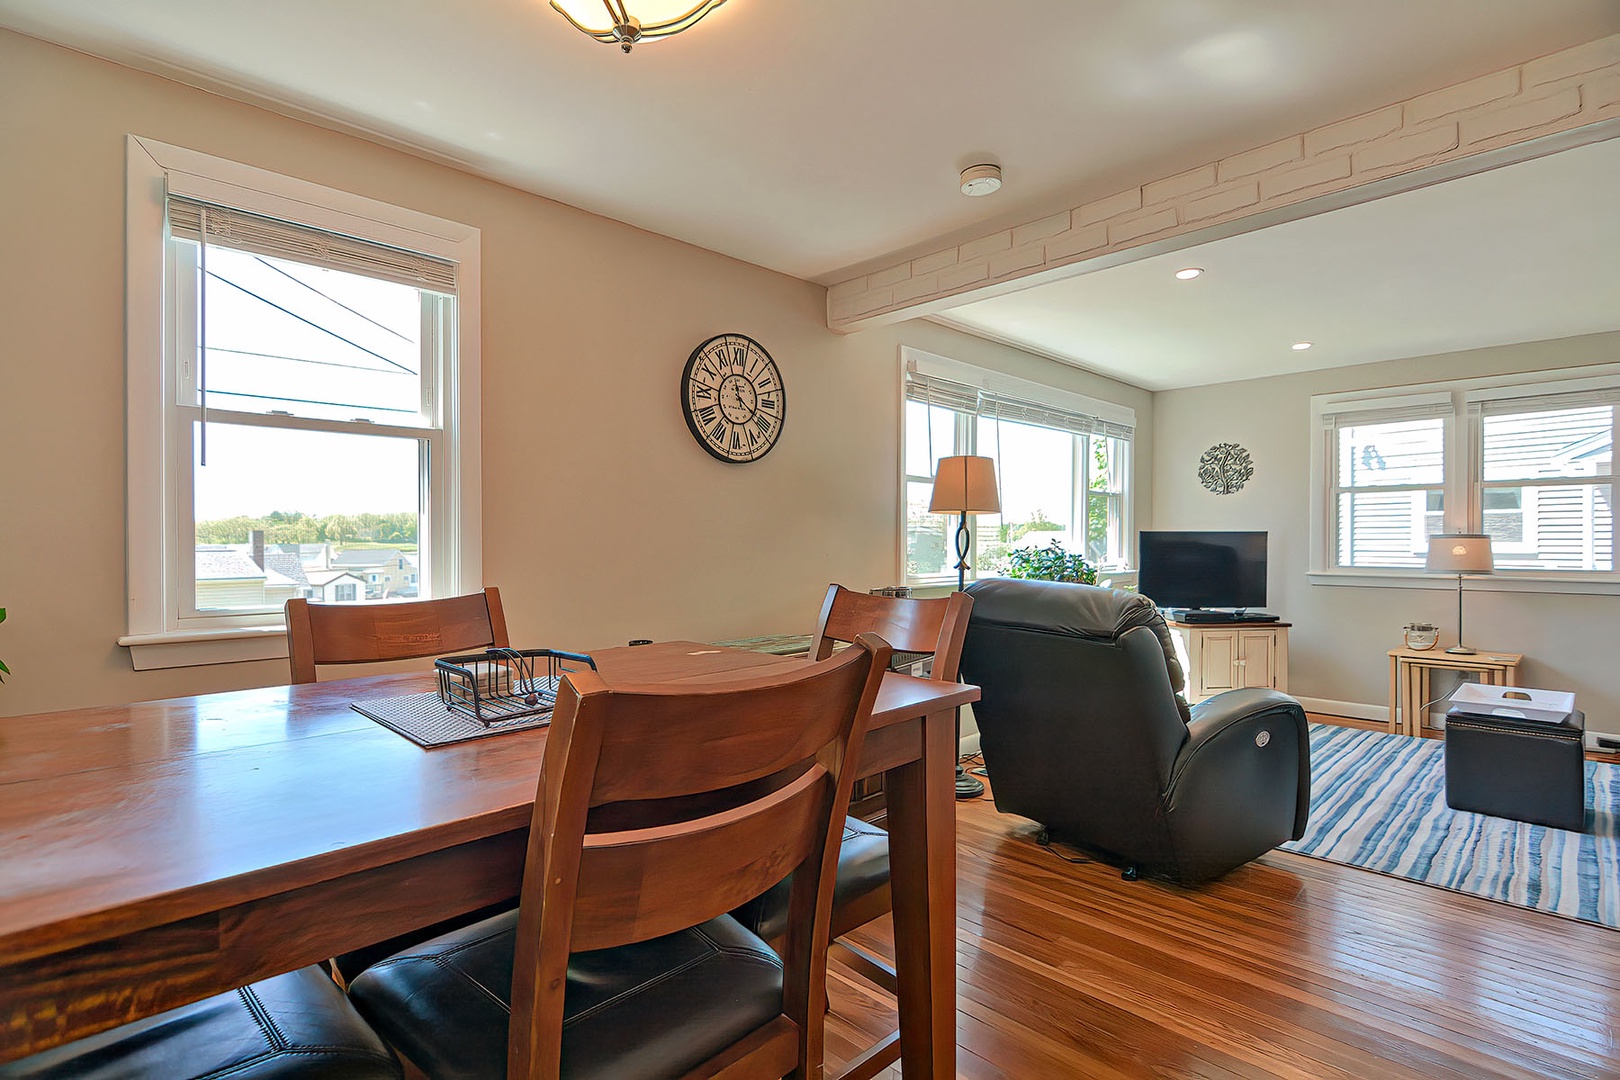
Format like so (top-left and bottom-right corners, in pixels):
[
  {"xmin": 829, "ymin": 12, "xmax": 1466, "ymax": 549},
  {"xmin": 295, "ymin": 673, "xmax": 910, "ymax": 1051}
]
[
  {"xmin": 959, "ymin": 164, "xmax": 1002, "ymax": 197},
  {"xmin": 1292, "ymin": 341, "xmax": 1313, "ymax": 351},
  {"xmin": 1174, "ymin": 267, "xmax": 1203, "ymax": 280}
]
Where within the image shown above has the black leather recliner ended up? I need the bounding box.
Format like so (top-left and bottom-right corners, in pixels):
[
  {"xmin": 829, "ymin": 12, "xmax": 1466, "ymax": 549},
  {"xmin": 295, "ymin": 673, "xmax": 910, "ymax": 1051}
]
[{"xmin": 960, "ymin": 579, "xmax": 1310, "ymax": 883}]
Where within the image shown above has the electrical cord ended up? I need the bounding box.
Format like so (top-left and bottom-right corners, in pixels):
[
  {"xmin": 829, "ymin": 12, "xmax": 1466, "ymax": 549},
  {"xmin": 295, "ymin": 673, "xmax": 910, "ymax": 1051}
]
[{"xmin": 1033, "ymin": 827, "xmax": 1093, "ymax": 865}]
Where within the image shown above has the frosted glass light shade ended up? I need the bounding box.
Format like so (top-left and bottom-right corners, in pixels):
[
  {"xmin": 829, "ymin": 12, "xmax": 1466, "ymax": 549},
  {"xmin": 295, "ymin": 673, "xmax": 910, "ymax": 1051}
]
[
  {"xmin": 550, "ymin": 1, "xmax": 728, "ymax": 49},
  {"xmin": 928, "ymin": 456, "xmax": 1001, "ymax": 515},
  {"xmin": 1425, "ymin": 534, "xmax": 1494, "ymax": 574}
]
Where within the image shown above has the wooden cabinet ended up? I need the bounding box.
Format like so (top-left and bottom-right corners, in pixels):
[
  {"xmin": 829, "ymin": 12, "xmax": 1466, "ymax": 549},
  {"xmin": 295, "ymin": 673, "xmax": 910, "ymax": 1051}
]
[{"xmin": 1168, "ymin": 622, "xmax": 1291, "ymax": 704}]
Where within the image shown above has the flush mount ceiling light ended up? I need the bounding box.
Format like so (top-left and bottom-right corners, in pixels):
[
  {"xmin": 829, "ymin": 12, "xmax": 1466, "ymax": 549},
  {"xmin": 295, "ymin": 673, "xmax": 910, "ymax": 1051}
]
[
  {"xmin": 1175, "ymin": 267, "xmax": 1204, "ymax": 280},
  {"xmin": 959, "ymin": 164, "xmax": 1002, "ymax": 197},
  {"xmin": 1292, "ymin": 341, "xmax": 1314, "ymax": 351},
  {"xmin": 550, "ymin": 0, "xmax": 728, "ymax": 53}
]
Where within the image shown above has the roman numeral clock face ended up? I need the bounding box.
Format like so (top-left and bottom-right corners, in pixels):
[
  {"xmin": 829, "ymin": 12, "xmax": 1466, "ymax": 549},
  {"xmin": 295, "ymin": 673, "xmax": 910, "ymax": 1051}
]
[{"xmin": 680, "ymin": 334, "xmax": 786, "ymax": 463}]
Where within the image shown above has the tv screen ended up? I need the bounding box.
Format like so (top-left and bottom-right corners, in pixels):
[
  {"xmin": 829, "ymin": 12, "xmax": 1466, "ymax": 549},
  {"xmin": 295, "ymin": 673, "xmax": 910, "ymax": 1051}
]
[{"xmin": 1137, "ymin": 531, "xmax": 1267, "ymax": 610}]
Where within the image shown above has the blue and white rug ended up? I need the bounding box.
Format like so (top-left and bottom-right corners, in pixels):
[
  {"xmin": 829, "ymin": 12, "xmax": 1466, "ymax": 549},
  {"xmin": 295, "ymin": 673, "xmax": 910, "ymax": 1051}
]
[{"xmin": 1281, "ymin": 723, "xmax": 1620, "ymax": 929}]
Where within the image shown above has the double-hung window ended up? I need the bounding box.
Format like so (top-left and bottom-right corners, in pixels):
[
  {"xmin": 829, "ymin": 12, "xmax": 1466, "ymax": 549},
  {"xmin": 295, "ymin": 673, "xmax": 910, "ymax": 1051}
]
[
  {"xmin": 900, "ymin": 349, "xmax": 1134, "ymax": 586},
  {"xmin": 1312, "ymin": 368, "xmax": 1617, "ymax": 583},
  {"xmin": 123, "ymin": 137, "xmax": 482, "ymax": 668}
]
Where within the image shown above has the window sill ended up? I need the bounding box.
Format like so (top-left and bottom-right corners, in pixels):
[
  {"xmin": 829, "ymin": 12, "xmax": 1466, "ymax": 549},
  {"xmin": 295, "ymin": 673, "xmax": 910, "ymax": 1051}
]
[
  {"xmin": 117, "ymin": 627, "xmax": 288, "ymax": 671},
  {"xmin": 1306, "ymin": 570, "xmax": 1620, "ymax": 596}
]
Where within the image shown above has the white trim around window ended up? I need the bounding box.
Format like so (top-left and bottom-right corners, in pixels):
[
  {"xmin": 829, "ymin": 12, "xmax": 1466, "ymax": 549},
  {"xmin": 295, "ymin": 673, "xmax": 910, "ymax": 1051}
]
[
  {"xmin": 1308, "ymin": 362, "xmax": 1620, "ymax": 596},
  {"xmin": 120, "ymin": 136, "xmax": 483, "ymax": 669}
]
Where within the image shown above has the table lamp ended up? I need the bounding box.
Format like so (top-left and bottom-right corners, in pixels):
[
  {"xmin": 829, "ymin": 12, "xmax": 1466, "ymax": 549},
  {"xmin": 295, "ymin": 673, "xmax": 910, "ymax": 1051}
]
[
  {"xmin": 928, "ymin": 455, "xmax": 1001, "ymax": 592},
  {"xmin": 928, "ymin": 454, "xmax": 1000, "ymax": 798},
  {"xmin": 1425, "ymin": 534, "xmax": 1493, "ymax": 655}
]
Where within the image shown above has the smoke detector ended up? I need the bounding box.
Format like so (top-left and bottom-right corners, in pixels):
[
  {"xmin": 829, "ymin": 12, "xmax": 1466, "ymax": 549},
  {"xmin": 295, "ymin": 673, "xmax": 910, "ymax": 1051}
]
[{"xmin": 959, "ymin": 163, "xmax": 1002, "ymax": 197}]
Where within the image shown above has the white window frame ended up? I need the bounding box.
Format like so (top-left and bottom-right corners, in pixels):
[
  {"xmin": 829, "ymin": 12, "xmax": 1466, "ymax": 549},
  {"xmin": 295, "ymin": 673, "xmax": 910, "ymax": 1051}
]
[
  {"xmin": 1309, "ymin": 364, "xmax": 1620, "ymax": 595},
  {"xmin": 120, "ymin": 136, "xmax": 483, "ymax": 669},
  {"xmin": 897, "ymin": 348, "xmax": 1136, "ymax": 587}
]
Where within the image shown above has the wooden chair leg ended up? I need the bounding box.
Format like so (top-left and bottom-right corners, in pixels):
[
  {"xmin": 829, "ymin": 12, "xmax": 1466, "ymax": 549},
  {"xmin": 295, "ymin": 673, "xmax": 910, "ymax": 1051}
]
[
  {"xmin": 830, "ymin": 939, "xmax": 898, "ymax": 996},
  {"xmin": 830, "ymin": 1030, "xmax": 902, "ymax": 1080}
]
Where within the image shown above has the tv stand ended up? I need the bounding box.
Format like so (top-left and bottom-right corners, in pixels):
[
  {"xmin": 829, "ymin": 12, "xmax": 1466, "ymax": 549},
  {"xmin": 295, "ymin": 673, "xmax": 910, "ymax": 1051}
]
[{"xmin": 1166, "ymin": 619, "xmax": 1291, "ymax": 703}]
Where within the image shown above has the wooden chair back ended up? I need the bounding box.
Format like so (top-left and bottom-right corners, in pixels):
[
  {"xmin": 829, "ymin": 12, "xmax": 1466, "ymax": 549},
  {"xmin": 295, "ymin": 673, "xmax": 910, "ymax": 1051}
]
[
  {"xmin": 506, "ymin": 634, "xmax": 893, "ymax": 1079},
  {"xmin": 811, "ymin": 584, "xmax": 973, "ymax": 682},
  {"xmin": 284, "ymin": 587, "xmax": 509, "ymax": 684}
]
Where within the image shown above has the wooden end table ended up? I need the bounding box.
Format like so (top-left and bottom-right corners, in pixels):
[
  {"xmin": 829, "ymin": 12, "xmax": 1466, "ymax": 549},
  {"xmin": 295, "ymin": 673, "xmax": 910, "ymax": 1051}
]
[{"xmin": 1387, "ymin": 647, "xmax": 1523, "ymax": 737}]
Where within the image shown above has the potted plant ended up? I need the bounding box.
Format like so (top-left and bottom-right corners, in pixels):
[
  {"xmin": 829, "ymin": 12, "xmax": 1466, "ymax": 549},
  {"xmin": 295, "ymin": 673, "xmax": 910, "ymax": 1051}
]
[
  {"xmin": 1004, "ymin": 539, "xmax": 1097, "ymax": 585},
  {"xmin": 0, "ymin": 607, "xmax": 8, "ymax": 683}
]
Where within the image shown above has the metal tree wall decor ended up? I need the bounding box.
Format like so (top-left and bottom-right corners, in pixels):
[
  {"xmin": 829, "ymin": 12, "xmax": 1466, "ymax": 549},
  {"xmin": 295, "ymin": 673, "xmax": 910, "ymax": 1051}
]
[{"xmin": 1198, "ymin": 442, "xmax": 1254, "ymax": 495}]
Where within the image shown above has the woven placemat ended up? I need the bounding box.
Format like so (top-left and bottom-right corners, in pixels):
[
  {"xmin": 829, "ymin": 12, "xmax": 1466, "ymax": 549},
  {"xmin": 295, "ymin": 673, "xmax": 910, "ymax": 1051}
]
[{"xmin": 351, "ymin": 692, "xmax": 553, "ymax": 749}]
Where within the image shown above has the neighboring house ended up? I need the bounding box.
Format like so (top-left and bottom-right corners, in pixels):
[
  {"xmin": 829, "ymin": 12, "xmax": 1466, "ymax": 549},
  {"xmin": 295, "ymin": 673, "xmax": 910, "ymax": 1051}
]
[
  {"xmin": 330, "ymin": 548, "xmax": 417, "ymax": 599},
  {"xmin": 303, "ymin": 569, "xmax": 367, "ymax": 604},
  {"xmin": 194, "ymin": 549, "xmax": 302, "ymax": 611}
]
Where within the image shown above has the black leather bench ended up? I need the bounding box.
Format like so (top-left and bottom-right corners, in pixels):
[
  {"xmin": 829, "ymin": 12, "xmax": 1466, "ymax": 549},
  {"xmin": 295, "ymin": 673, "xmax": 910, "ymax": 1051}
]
[{"xmin": 1444, "ymin": 707, "xmax": 1587, "ymax": 832}]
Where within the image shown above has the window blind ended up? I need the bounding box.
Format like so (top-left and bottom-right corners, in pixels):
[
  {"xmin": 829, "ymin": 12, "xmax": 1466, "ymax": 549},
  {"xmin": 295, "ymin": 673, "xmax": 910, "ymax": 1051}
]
[
  {"xmin": 904, "ymin": 369, "xmax": 1134, "ymax": 441},
  {"xmin": 167, "ymin": 196, "xmax": 458, "ymax": 292},
  {"xmin": 1317, "ymin": 391, "xmax": 1454, "ymax": 427}
]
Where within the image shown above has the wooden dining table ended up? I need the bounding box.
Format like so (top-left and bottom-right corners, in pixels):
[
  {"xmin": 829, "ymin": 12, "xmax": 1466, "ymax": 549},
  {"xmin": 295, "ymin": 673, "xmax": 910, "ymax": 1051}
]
[{"xmin": 0, "ymin": 640, "xmax": 978, "ymax": 1076}]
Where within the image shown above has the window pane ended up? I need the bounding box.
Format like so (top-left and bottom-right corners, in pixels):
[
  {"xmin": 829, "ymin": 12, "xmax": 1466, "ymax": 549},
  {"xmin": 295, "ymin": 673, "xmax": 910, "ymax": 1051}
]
[
  {"xmin": 1337, "ymin": 490, "xmax": 1439, "ymax": 567},
  {"xmin": 193, "ymin": 423, "xmax": 422, "ymax": 612},
  {"xmin": 981, "ymin": 419, "xmax": 1075, "ymax": 576},
  {"xmin": 186, "ymin": 242, "xmax": 430, "ymax": 425},
  {"xmin": 905, "ymin": 479, "xmax": 952, "ymax": 577},
  {"xmin": 1485, "ymin": 483, "xmax": 1612, "ymax": 571},
  {"xmin": 1337, "ymin": 417, "xmax": 1444, "ymax": 488},
  {"xmin": 1482, "ymin": 405, "xmax": 1612, "ymax": 482},
  {"xmin": 1088, "ymin": 435, "xmax": 1126, "ymax": 567},
  {"xmin": 903, "ymin": 401, "xmax": 962, "ymax": 478}
]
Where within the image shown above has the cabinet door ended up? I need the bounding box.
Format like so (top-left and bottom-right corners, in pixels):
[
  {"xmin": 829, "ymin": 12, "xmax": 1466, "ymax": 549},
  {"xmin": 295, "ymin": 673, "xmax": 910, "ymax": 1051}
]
[
  {"xmin": 1197, "ymin": 631, "xmax": 1241, "ymax": 695},
  {"xmin": 1236, "ymin": 630, "xmax": 1277, "ymax": 689}
]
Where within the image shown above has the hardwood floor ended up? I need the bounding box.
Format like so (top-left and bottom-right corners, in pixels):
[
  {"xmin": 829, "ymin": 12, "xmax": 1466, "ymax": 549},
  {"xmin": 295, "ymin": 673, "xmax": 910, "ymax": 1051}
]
[{"xmin": 824, "ymin": 785, "xmax": 1620, "ymax": 1079}]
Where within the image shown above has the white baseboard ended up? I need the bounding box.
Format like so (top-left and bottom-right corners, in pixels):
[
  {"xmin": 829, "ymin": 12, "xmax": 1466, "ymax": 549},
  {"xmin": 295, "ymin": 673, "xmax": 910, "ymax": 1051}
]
[
  {"xmin": 1295, "ymin": 696, "xmax": 1387, "ymax": 723},
  {"xmin": 960, "ymin": 730, "xmax": 981, "ymax": 757}
]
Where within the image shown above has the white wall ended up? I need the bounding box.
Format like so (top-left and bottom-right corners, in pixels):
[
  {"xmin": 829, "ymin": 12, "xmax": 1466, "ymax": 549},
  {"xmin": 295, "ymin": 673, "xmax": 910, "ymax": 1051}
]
[
  {"xmin": 0, "ymin": 30, "xmax": 1151, "ymax": 716},
  {"xmin": 1152, "ymin": 331, "xmax": 1620, "ymax": 729}
]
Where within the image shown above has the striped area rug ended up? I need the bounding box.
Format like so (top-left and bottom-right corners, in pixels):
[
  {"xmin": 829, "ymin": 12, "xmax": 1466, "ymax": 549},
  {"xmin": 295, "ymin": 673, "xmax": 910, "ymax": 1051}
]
[{"xmin": 1281, "ymin": 723, "xmax": 1620, "ymax": 929}]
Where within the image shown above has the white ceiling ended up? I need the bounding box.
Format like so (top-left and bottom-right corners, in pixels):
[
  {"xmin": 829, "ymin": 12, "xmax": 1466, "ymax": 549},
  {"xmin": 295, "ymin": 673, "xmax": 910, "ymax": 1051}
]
[
  {"xmin": 3, "ymin": 0, "xmax": 1617, "ymax": 390},
  {"xmin": 938, "ymin": 136, "xmax": 1620, "ymax": 390}
]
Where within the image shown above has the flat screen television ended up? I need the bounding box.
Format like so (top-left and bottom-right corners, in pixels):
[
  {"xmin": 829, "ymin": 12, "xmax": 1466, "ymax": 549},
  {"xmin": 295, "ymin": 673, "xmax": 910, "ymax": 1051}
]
[{"xmin": 1137, "ymin": 531, "xmax": 1267, "ymax": 611}]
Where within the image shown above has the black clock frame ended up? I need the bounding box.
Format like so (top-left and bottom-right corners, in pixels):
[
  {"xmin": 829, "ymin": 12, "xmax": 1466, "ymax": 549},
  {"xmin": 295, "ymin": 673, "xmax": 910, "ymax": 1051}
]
[{"xmin": 680, "ymin": 333, "xmax": 786, "ymax": 464}]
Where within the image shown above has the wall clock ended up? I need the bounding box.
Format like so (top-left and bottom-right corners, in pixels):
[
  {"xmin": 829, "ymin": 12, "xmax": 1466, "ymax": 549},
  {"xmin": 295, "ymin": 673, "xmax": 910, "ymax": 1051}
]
[
  {"xmin": 680, "ymin": 333, "xmax": 786, "ymax": 463},
  {"xmin": 1198, "ymin": 442, "xmax": 1254, "ymax": 495}
]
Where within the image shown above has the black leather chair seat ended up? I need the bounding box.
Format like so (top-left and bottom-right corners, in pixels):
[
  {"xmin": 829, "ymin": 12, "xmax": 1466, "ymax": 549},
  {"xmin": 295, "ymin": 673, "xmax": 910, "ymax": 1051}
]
[
  {"xmin": 730, "ymin": 816, "xmax": 889, "ymax": 941},
  {"xmin": 0, "ymin": 966, "xmax": 401, "ymax": 1080},
  {"xmin": 348, "ymin": 909, "xmax": 785, "ymax": 1080}
]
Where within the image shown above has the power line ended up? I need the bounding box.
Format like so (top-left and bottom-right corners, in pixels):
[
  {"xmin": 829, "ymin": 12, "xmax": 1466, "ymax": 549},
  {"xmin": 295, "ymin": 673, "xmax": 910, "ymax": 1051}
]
[
  {"xmin": 254, "ymin": 256, "xmax": 413, "ymax": 344},
  {"xmin": 206, "ymin": 269, "xmax": 418, "ymax": 376},
  {"xmin": 206, "ymin": 345, "xmax": 417, "ymax": 378}
]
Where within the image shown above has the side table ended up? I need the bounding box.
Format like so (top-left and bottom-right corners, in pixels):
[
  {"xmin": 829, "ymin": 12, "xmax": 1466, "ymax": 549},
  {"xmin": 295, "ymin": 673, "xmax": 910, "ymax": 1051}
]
[{"xmin": 1386, "ymin": 647, "xmax": 1523, "ymax": 737}]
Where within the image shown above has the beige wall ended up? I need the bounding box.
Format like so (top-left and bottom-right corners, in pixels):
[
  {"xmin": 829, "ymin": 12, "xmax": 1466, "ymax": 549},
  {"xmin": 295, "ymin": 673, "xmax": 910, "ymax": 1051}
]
[
  {"xmin": 1152, "ymin": 331, "xmax": 1620, "ymax": 728},
  {"xmin": 0, "ymin": 30, "xmax": 1151, "ymax": 717}
]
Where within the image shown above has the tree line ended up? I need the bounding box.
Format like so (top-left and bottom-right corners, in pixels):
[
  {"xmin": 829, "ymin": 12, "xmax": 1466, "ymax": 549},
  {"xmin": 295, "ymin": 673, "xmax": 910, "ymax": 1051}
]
[{"xmin": 196, "ymin": 510, "xmax": 417, "ymax": 546}]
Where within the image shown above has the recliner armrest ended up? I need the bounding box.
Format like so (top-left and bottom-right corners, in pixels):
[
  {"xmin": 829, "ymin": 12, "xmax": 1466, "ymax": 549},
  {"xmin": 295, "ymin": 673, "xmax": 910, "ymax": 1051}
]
[
  {"xmin": 1177, "ymin": 688, "xmax": 1311, "ymax": 839},
  {"xmin": 1185, "ymin": 688, "xmax": 1301, "ymax": 747}
]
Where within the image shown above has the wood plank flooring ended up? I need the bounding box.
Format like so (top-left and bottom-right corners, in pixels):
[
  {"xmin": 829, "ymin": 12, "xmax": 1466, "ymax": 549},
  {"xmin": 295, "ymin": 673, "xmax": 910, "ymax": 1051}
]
[{"xmin": 824, "ymin": 783, "xmax": 1620, "ymax": 1079}]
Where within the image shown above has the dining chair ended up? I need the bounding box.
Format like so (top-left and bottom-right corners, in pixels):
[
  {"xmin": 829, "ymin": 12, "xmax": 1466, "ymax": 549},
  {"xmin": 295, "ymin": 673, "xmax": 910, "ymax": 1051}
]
[
  {"xmin": 729, "ymin": 584, "xmax": 972, "ymax": 1080},
  {"xmin": 284, "ymin": 586, "xmax": 515, "ymax": 982},
  {"xmin": 285, "ymin": 586, "xmax": 510, "ymax": 683},
  {"xmin": 0, "ymin": 967, "xmax": 401, "ymax": 1079},
  {"xmin": 348, "ymin": 633, "xmax": 893, "ymax": 1080}
]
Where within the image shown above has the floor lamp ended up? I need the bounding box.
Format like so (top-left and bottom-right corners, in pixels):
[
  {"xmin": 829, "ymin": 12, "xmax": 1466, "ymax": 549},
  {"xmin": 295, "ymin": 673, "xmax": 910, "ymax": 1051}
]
[
  {"xmin": 1425, "ymin": 534, "xmax": 1494, "ymax": 655},
  {"xmin": 928, "ymin": 455, "xmax": 1000, "ymax": 799}
]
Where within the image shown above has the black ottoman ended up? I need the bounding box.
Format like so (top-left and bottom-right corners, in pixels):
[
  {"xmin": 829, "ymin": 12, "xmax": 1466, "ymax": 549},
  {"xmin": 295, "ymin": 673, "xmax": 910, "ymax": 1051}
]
[{"xmin": 1444, "ymin": 708, "xmax": 1586, "ymax": 832}]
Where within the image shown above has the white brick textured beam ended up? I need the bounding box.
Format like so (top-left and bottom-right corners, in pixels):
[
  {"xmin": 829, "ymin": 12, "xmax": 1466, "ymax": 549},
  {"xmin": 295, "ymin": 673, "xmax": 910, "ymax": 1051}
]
[{"xmin": 827, "ymin": 33, "xmax": 1620, "ymax": 333}]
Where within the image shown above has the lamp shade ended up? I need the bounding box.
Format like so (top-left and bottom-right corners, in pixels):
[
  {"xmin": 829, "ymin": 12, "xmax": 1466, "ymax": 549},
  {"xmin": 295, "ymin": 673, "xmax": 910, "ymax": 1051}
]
[
  {"xmin": 1425, "ymin": 533, "xmax": 1494, "ymax": 574},
  {"xmin": 928, "ymin": 456, "xmax": 1001, "ymax": 515}
]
